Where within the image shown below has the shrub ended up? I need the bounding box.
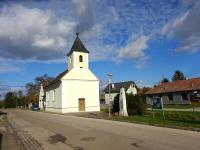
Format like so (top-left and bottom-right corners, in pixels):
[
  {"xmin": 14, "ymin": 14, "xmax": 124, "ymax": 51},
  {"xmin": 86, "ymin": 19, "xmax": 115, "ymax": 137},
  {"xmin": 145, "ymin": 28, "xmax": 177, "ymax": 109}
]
[
  {"xmin": 112, "ymin": 93, "xmax": 146, "ymax": 116},
  {"xmin": 112, "ymin": 94, "xmax": 119, "ymax": 113},
  {"xmin": 126, "ymin": 94, "xmax": 146, "ymax": 115}
]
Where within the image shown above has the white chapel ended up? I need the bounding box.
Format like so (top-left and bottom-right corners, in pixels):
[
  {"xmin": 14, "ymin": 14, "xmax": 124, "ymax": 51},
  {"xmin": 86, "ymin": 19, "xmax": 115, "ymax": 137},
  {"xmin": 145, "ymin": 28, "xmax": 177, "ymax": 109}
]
[{"xmin": 40, "ymin": 33, "xmax": 100, "ymax": 113}]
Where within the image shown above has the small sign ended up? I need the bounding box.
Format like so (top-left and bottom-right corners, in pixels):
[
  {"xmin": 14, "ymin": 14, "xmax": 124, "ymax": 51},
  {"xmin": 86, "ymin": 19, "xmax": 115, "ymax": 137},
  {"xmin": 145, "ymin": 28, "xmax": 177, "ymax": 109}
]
[
  {"xmin": 191, "ymin": 92, "xmax": 200, "ymax": 107},
  {"xmin": 152, "ymin": 97, "xmax": 163, "ymax": 109},
  {"xmin": 151, "ymin": 97, "xmax": 165, "ymax": 118}
]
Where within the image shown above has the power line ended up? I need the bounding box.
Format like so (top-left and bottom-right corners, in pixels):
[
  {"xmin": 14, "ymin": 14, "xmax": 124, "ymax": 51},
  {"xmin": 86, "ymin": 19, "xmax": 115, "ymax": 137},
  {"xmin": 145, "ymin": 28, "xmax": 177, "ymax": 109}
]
[{"xmin": 0, "ymin": 85, "xmax": 25, "ymax": 88}]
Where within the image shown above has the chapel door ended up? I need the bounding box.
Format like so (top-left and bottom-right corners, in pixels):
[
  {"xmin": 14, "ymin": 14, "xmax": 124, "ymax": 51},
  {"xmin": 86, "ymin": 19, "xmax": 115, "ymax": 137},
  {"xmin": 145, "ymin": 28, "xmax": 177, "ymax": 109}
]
[{"xmin": 79, "ymin": 98, "xmax": 85, "ymax": 111}]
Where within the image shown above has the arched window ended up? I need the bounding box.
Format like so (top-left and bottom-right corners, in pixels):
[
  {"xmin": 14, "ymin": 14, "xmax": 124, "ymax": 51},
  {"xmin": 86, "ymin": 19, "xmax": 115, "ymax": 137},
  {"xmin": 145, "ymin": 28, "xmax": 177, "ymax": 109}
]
[{"xmin": 79, "ymin": 55, "xmax": 83, "ymax": 62}]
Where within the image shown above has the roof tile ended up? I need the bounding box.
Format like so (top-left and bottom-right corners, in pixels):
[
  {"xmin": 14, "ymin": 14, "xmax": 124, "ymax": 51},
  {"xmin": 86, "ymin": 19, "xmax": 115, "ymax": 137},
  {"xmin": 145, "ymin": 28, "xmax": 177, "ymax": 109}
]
[{"xmin": 146, "ymin": 78, "xmax": 200, "ymax": 95}]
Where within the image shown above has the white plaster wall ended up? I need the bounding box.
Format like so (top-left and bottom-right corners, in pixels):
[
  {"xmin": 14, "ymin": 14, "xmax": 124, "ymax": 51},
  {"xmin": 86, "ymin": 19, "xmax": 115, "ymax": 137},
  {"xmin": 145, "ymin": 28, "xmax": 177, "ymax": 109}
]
[
  {"xmin": 68, "ymin": 52, "xmax": 89, "ymax": 70},
  {"xmin": 39, "ymin": 85, "xmax": 44, "ymax": 109},
  {"xmin": 105, "ymin": 93, "xmax": 118, "ymax": 104},
  {"xmin": 126, "ymin": 85, "xmax": 137, "ymax": 95},
  {"xmin": 45, "ymin": 84, "xmax": 62, "ymax": 110},
  {"xmin": 46, "ymin": 49, "xmax": 99, "ymax": 113},
  {"xmin": 105, "ymin": 85, "xmax": 137, "ymax": 105},
  {"xmin": 61, "ymin": 79, "xmax": 100, "ymax": 113},
  {"xmin": 63, "ymin": 68, "xmax": 98, "ymax": 80}
]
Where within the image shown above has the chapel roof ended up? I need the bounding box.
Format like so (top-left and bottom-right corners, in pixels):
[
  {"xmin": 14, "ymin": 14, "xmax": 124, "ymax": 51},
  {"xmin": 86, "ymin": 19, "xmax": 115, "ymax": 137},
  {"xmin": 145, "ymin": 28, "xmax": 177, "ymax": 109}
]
[
  {"xmin": 67, "ymin": 33, "xmax": 89, "ymax": 56},
  {"xmin": 45, "ymin": 69, "xmax": 68, "ymax": 89}
]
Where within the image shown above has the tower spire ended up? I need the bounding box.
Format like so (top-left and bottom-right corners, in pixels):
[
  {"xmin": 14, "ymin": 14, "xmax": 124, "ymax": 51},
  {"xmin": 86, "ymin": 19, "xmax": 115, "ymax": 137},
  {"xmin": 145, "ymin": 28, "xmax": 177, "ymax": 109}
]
[{"xmin": 67, "ymin": 33, "xmax": 89, "ymax": 56}]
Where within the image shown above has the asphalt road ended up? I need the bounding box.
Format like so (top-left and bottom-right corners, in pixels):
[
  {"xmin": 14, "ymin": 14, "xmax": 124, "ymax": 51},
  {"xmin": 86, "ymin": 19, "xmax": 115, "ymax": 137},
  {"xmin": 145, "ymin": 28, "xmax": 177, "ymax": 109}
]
[{"xmin": 6, "ymin": 110, "xmax": 200, "ymax": 150}]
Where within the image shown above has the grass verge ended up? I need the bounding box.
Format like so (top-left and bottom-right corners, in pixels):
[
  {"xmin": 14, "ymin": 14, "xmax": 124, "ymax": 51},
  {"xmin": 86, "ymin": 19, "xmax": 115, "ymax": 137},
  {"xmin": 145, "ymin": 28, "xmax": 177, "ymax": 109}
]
[
  {"xmin": 147, "ymin": 104, "xmax": 192, "ymax": 109},
  {"xmin": 111, "ymin": 110, "xmax": 200, "ymax": 131}
]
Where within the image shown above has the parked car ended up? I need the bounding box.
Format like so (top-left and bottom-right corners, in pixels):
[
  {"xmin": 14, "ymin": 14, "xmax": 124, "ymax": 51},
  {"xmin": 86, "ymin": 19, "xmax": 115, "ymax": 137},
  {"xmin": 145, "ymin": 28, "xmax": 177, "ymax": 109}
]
[{"xmin": 31, "ymin": 104, "xmax": 40, "ymax": 111}]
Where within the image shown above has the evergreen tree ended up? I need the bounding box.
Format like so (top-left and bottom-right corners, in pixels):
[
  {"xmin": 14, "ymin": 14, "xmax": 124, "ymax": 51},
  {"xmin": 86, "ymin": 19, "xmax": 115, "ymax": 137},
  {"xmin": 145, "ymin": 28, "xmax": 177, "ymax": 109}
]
[
  {"xmin": 172, "ymin": 70, "xmax": 186, "ymax": 81},
  {"xmin": 161, "ymin": 77, "xmax": 170, "ymax": 83}
]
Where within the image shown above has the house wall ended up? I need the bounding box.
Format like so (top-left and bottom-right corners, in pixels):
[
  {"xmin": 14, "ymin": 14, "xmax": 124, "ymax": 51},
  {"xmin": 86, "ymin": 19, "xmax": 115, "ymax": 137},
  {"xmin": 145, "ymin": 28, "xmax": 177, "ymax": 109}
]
[
  {"xmin": 126, "ymin": 85, "xmax": 137, "ymax": 95},
  {"xmin": 45, "ymin": 84, "xmax": 62, "ymax": 113},
  {"xmin": 105, "ymin": 93, "xmax": 119, "ymax": 105},
  {"xmin": 105, "ymin": 86, "xmax": 138, "ymax": 105},
  {"xmin": 61, "ymin": 79, "xmax": 100, "ymax": 113},
  {"xmin": 146, "ymin": 92, "xmax": 191, "ymax": 105}
]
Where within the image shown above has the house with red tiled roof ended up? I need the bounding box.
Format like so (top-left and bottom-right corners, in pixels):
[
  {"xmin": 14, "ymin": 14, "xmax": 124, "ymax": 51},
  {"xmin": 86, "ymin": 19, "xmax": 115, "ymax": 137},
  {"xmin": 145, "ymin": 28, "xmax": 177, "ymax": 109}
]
[{"xmin": 145, "ymin": 77, "xmax": 200, "ymax": 104}]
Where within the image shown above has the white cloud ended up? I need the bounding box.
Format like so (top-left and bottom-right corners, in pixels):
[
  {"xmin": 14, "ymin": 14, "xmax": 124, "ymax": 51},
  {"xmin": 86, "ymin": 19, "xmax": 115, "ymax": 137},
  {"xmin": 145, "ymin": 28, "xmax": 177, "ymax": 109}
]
[
  {"xmin": 117, "ymin": 35, "xmax": 149, "ymax": 68},
  {"xmin": 0, "ymin": 59, "xmax": 22, "ymax": 73},
  {"xmin": 135, "ymin": 80, "xmax": 153, "ymax": 87},
  {"xmin": 0, "ymin": 5, "xmax": 76, "ymax": 61},
  {"xmin": 162, "ymin": 2, "xmax": 200, "ymax": 52},
  {"xmin": 118, "ymin": 35, "xmax": 149, "ymax": 59},
  {"xmin": 32, "ymin": 35, "xmax": 66, "ymax": 50},
  {"xmin": 0, "ymin": 1, "xmax": 181, "ymax": 73}
]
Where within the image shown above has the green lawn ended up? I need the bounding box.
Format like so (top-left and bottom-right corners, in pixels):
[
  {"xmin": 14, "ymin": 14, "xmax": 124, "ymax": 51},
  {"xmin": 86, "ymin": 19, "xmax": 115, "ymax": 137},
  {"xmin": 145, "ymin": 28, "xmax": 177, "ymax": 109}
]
[
  {"xmin": 147, "ymin": 104, "xmax": 192, "ymax": 109},
  {"xmin": 163, "ymin": 104, "xmax": 192, "ymax": 109},
  {"xmin": 112, "ymin": 110, "xmax": 200, "ymax": 130}
]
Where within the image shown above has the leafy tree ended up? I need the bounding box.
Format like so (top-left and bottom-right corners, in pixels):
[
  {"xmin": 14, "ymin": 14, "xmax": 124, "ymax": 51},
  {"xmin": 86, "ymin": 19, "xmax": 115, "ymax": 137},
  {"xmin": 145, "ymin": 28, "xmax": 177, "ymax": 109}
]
[
  {"xmin": 161, "ymin": 77, "xmax": 170, "ymax": 83},
  {"xmin": 172, "ymin": 70, "xmax": 186, "ymax": 81},
  {"xmin": 35, "ymin": 74, "xmax": 54, "ymax": 86},
  {"xmin": 0, "ymin": 100, "xmax": 4, "ymax": 108},
  {"xmin": 26, "ymin": 74, "xmax": 54, "ymax": 96},
  {"xmin": 26, "ymin": 82, "xmax": 39, "ymax": 96},
  {"xmin": 4, "ymin": 92, "xmax": 17, "ymax": 108},
  {"xmin": 25, "ymin": 74, "xmax": 54, "ymax": 104},
  {"xmin": 16, "ymin": 90, "xmax": 26, "ymax": 108}
]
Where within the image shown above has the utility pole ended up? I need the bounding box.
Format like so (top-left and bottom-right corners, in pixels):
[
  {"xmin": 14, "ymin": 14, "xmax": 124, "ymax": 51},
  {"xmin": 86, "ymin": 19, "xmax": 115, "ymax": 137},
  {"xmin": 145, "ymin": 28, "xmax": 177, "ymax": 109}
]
[{"xmin": 107, "ymin": 74, "xmax": 112, "ymax": 119}]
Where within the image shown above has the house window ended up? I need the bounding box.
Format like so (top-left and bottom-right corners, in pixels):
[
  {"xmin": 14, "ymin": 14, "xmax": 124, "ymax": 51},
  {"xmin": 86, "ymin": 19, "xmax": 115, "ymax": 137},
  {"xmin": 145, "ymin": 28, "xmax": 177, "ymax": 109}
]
[
  {"xmin": 52, "ymin": 90, "xmax": 55, "ymax": 102},
  {"xmin": 168, "ymin": 94, "xmax": 173, "ymax": 101},
  {"xmin": 79, "ymin": 55, "xmax": 83, "ymax": 62},
  {"xmin": 182, "ymin": 93, "xmax": 188, "ymax": 100}
]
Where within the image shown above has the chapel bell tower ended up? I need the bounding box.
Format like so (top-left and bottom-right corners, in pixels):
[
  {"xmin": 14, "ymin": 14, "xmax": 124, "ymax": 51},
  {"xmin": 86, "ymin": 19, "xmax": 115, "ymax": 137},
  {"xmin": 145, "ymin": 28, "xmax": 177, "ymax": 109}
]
[{"xmin": 67, "ymin": 33, "xmax": 89, "ymax": 70}]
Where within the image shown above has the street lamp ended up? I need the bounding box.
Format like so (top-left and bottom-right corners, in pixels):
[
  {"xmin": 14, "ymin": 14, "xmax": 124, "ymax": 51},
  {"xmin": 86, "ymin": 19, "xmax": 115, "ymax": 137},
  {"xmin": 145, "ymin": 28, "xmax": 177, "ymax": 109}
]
[{"xmin": 107, "ymin": 73, "xmax": 112, "ymax": 118}]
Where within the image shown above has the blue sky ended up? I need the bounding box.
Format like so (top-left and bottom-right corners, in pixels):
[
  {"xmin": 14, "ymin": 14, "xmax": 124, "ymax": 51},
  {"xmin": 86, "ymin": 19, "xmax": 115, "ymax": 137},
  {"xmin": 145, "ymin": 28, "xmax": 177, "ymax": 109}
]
[{"xmin": 0, "ymin": 0, "xmax": 200, "ymax": 96}]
